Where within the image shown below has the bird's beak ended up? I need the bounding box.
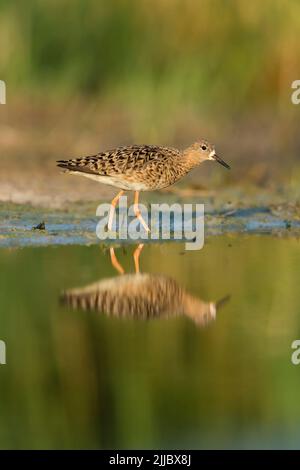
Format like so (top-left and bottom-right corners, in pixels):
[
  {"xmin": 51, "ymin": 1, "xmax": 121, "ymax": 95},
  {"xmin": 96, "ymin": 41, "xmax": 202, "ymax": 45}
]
[
  {"xmin": 212, "ymin": 154, "xmax": 230, "ymax": 170},
  {"xmin": 216, "ymin": 295, "xmax": 231, "ymax": 310}
]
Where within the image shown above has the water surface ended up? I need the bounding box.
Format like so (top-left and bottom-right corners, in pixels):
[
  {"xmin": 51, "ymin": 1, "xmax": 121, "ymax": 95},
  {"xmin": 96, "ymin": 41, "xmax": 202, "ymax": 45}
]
[{"xmin": 0, "ymin": 236, "xmax": 300, "ymax": 449}]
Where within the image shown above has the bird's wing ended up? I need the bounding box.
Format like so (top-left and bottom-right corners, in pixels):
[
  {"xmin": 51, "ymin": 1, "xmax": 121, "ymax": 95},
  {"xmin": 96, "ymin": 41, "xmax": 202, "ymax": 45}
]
[
  {"xmin": 57, "ymin": 150, "xmax": 121, "ymax": 176},
  {"xmin": 57, "ymin": 145, "xmax": 178, "ymax": 176}
]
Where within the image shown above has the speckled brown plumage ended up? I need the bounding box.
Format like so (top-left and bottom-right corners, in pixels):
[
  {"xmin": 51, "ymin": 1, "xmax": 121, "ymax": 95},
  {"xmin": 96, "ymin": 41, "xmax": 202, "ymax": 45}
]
[
  {"xmin": 57, "ymin": 140, "xmax": 229, "ymax": 191},
  {"xmin": 58, "ymin": 145, "xmax": 189, "ymax": 190}
]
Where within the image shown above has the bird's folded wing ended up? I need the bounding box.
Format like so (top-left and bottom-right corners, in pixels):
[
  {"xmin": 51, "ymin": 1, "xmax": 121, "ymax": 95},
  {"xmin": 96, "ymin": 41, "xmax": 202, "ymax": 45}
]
[{"xmin": 57, "ymin": 145, "xmax": 177, "ymax": 176}]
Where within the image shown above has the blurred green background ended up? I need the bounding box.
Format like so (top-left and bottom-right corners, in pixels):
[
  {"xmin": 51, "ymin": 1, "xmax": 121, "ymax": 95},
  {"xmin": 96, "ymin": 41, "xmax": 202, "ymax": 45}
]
[
  {"xmin": 1, "ymin": 2, "xmax": 300, "ymax": 449},
  {"xmin": 1, "ymin": 0, "xmax": 299, "ymax": 112},
  {"xmin": 0, "ymin": 0, "xmax": 300, "ymax": 205}
]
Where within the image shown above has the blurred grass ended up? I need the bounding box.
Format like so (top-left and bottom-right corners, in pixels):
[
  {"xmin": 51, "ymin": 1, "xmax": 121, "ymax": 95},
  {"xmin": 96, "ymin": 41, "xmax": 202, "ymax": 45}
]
[
  {"xmin": 0, "ymin": 0, "xmax": 300, "ymax": 194},
  {"xmin": 1, "ymin": 0, "xmax": 300, "ymax": 113}
]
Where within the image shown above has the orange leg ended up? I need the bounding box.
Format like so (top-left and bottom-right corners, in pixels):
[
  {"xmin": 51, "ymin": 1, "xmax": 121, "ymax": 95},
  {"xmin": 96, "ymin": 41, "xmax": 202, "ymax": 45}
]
[
  {"xmin": 107, "ymin": 190, "xmax": 125, "ymax": 231},
  {"xmin": 134, "ymin": 191, "xmax": 150, "ymax": 233},
  {"xmin": 133, "ymin": 243, "xmax": 144, "ymax": 274},
  {"xmin": 109, "ymin": 247, "xmax": 125, "ymax": 275}
]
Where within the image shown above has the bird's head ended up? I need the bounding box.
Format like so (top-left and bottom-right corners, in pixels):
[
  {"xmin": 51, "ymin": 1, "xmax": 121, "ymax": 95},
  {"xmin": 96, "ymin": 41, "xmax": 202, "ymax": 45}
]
[{"xmin": 184, "ymin": 139, "xmax": 230, "ymax": 169}]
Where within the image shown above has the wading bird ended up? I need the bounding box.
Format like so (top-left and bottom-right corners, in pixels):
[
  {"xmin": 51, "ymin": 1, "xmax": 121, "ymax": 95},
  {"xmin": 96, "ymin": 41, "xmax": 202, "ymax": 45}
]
[{"xmin": 57, "ymin": 140, "xmax": 230, "ymax": 232}]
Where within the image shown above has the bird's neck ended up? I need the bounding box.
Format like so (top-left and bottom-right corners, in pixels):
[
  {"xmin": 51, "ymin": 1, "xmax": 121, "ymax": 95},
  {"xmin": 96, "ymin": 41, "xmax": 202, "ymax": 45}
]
[{"xmin": 182, "ymin": 147, "xmax": 200, "ymax": 170}]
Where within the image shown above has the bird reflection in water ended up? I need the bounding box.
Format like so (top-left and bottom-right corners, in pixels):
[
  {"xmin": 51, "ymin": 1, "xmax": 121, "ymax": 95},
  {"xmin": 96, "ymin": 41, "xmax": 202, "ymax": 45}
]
[{"xmin": 61, "ymin": 244, "xmax": 229, "ymax": 327}]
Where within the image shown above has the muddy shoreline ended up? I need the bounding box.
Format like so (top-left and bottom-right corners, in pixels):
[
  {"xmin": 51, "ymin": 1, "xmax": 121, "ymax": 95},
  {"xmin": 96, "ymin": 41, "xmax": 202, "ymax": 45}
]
[{"xmin": 1, "ymin": 190, "xmax": 299, "ymax": 248}]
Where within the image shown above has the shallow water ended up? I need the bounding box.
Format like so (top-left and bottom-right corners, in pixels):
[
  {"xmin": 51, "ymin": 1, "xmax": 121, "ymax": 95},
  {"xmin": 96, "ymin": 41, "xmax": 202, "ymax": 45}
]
[
  {"xmin": 1, "ymin": 199, "xmax": 300, "ymax": 247},
  {"xmin": 0, "ymin": 236, "xmax": 300, "ymax": 449}
]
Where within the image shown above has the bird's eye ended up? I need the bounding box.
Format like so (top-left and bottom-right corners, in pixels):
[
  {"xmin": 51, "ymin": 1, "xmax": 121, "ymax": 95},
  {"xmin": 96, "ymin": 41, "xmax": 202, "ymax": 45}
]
[{"xmin": 201, "ymin": 145, "xmax": 207, "ymax": 151}]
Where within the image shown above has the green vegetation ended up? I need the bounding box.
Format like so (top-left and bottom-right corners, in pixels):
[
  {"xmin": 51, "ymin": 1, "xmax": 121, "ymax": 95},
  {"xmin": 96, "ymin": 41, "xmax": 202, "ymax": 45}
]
[
  {"xmin": 1, "ymin": 0, "xmax": 299, "ymax": 183},
  {"xmin": 1, "ymin": 0, "xmax": 299, "ymax": 115}
]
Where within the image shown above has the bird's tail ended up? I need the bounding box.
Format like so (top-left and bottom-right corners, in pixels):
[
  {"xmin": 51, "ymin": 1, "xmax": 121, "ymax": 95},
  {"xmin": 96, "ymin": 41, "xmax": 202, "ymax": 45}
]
[
  {"xmin": 57, "ymin": 160, "xmax": 70, "ymax": 169},
  {"xmin": 56, "ymin": 156, "xmax": 98, "ymax": 175},
  {"xmin": 56, "ymin": 160, "xmax": 78, "ymax": 173}
]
